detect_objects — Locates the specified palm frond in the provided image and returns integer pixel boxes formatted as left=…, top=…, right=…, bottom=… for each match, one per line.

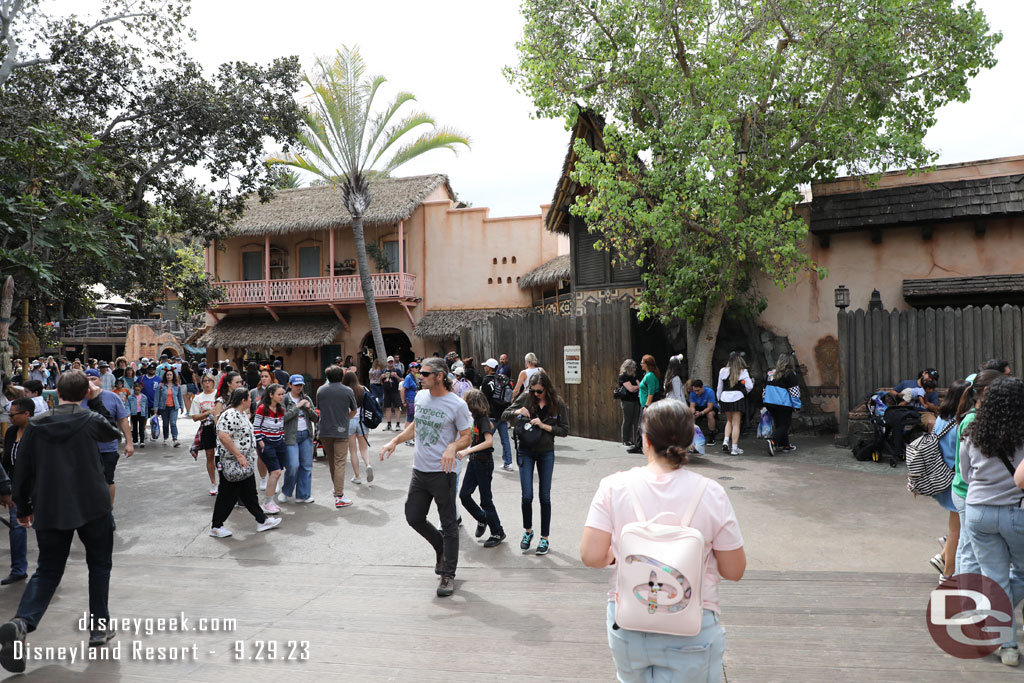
left=381, top=128, right=470, bottom=176
left=370, top=109, right=435, bottom=170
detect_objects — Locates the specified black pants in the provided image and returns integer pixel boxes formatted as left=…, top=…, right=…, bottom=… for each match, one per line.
left=620, top=400, right=640, bottom=445
left=405, top=469, right=459, bottom=577
left=459, top=458, right=503, bottom=536
left=130, top=414, right=147, bottom=444
left=766, top=405, right=794, bottom=448
left=16, top=513, right=113, bottom=632
left=211, top=474, right=266, bottom=529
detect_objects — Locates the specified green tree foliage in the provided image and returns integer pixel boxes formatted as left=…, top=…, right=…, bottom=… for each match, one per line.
left=509, top=0, right=1000, bottom=375
left=270, top=46, right=469, bottom=363
left=0, top=0, right=301, bottom=320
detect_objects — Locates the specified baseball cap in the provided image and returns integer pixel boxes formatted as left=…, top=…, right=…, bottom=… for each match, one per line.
left=409, top=361, right=420, bottom=369
left=85, top=369, right=101, bottom=378
left=387, top=356, right=395, bottom=362
left=289, top=374, right=305, bottom=385
left=453, top=366, right=465, bottom=376
left=484, top=358, right=498, bottom=369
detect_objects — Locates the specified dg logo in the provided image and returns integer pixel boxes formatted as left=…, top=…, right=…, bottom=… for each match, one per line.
left=625, top=554, right=693, bottom=615
left=927, top=573, right=1013, bottom=658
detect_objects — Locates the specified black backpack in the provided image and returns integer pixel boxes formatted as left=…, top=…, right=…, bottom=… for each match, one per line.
left=360, top=390, right=383, bottom=429
left=490, top=373, right=514, bottom=409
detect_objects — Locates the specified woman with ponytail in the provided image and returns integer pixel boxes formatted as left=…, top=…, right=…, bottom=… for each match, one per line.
left=581, top=399, right=745, bottom=681
left=717, top=352, right=753, bottom=456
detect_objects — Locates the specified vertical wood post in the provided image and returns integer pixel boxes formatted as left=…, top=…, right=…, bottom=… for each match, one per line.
left=264, top=234, right=270, bottom=304
left=329, top=228, right=336, bottom=300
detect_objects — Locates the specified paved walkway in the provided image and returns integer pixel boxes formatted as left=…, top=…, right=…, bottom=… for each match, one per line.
left=0, top=419, right=1015, bottom=681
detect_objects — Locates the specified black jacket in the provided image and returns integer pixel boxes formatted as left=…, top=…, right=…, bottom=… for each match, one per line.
left=14, top=403, right=118, bottom=530
left=501, top=391, right=569, bottom=452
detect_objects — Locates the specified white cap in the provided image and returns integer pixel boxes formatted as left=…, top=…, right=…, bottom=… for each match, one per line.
left=387, top=356, right=395, bottom=362
left=484, top=358, right=498, bottom=369
left=453, top=366, right=465, bottom=376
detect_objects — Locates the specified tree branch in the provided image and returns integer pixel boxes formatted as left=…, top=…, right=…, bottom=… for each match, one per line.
left=661, top=0, right=698, bottom=102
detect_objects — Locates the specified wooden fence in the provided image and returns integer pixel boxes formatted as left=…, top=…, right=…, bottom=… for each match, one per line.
left=838, top=304, right=1024, bottom=438
left=459, top=301, right=631, bottom=442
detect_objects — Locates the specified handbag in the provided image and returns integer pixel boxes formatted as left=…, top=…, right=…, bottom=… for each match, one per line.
left=613, top=384, right=630, bottom=400
left=219, top=448, right=254, bottom=482
left=514, top=415, right=547, bottom=450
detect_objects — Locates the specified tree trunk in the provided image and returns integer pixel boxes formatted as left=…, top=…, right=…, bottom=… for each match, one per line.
left=0, top=276, right=12, bottom=377
left=352, top=215, right=387, bottom=363
left=687, top=296, right=728, bottom=387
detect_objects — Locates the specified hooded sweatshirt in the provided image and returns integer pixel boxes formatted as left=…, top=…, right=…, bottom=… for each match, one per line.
left=14, top=402, right=118, bottom=530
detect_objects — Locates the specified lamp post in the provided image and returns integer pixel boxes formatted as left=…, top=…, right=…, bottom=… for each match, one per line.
left=834, top=285, right=850, bottom=311
left=869, top=289, right=883, bottom=312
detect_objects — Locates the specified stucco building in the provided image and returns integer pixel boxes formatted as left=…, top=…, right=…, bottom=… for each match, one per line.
left=199, top=174, right=567, bottom=380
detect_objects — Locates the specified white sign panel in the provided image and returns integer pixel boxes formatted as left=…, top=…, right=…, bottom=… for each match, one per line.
left=564, top=345, right=582, bottom=384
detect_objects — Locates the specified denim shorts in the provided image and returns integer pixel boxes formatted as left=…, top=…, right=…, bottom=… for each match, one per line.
left=605, top=601, right=726, bottom=683
left=258, top=439, right=286, bottom=472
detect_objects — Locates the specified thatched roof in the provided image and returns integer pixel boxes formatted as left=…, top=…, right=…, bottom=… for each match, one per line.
left=233, top=174, right=455, bottom=236
left=545, top=109, right=606, bottom=234
left=199, top=316, right=343, bottom=349
left=518, top=254, right=570, bottom=290
left=414, top=309, right=525, bottom=340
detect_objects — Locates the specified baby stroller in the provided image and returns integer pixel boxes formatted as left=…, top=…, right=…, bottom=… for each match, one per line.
left=851, top=392, right=922, bottom=467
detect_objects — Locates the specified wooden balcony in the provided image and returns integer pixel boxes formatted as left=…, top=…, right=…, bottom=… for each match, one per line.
left=215, top=273, right=416, bottom=307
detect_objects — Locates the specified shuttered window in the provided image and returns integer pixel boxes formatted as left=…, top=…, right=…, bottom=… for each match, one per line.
left=299, top=246, right=320, bottom=278
left=242, top=252, right=263, bottom=281
left=575, top=229, right=606, bottom=287
left=610, top=251, right=641, bottom=284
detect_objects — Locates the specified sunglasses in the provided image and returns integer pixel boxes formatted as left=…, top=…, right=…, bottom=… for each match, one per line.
left=419, top=370, right=435, bottom=377
left=530, top=388, right=545, bottom=395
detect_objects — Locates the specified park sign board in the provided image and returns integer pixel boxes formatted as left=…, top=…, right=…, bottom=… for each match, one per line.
left=564, top=345, right=581, bottom=384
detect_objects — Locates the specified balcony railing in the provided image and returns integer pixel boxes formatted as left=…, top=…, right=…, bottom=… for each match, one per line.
left=60, top=318, right=198, bottom=339
left=216, top=273, right=416, bottom=306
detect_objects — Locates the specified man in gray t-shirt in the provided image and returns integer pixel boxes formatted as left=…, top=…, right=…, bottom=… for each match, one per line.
left=380, top=357, right=471, bottom=598
left=316, top=365, right=358, bottom=508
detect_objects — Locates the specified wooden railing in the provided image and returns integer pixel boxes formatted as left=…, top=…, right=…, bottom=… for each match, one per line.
left=60, top=318, right=198, bottom=339
left=216, top=273, right=416, bottom=306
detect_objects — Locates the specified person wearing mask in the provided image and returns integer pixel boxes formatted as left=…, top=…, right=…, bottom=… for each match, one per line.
left=125, top=383, right=150, bottom=450
left=209, top=389, right=282, bottom=539
left=512, top=352, right=543, bottom=398
left=581, top=398, right=745, bottom=682
left=190, top=375, right=221, bottom=495
left=81, top=369, right=132, bottom=513
left=380, top=357, right=473, bottom=597
left=481, top=359, right=514, bottom=472
left=278, top=375, right=318, bottom=504
left=316, top=365, right=359, bottom=509
left=763, top=353, right=801, bottom=456
left=961, top=376, right=1024, bottom=667
left=1, top=399, right=33, bottom=585
left=252, top=384, right=286, bottom=514
left=155, top=369, right=184, bottom=448
left=616, top=359, right=641, bottom=452
left=502, top=371, right=569, bottom=556
left=0, top=370, right=120, bottom=672
left=717, top=352, right=754, bottom=456
left=457, top=389, right=505, bottom=548
left=343, top=371, right=374, bottom=486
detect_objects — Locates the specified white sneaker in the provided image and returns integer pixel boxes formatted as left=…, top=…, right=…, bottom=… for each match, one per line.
left=208, top=485, right=218, bottom=496
left=365, top=465, right=374, bottom=483
left=259, top=477, right=267, bottom=491
left=277, top=493, right=293, bottom=504
left=295, top=497, right=315, bottom=504
left=334, top=495, right=353, bottom=508
left=261, top=500, right=281, bottom=514
left=351, top=476, right=362, bottom=485
left=730, top=446, right=743, bottom=456
left=256, top=517, right=282, bottom=532
left=209, top=526, right=232, bottom=538
left=1001, top=645, right=1020, bottom=667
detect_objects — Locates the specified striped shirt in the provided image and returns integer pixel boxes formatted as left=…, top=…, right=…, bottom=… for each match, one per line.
left=253, top=404, right=285, bottom=443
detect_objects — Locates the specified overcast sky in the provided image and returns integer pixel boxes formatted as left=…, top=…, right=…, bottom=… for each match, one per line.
left=133, top=1, right=1024, bottom=216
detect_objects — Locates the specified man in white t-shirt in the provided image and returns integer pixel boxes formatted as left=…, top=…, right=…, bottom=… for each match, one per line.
left=380, top=357, right=472, bottom=598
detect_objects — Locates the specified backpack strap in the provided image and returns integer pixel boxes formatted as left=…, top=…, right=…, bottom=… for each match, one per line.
left=935, top=419, right=958, bottom=440
left=681, top=478, right=709, bottom=527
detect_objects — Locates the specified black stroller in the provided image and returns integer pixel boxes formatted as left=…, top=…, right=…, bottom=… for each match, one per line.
left=851, top=393, right=924, bottom=467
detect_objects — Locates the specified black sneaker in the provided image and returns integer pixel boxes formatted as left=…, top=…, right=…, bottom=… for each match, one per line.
left=483, top=532, right=506, bottom=548
left=475, top=522, right=487, bottom=539
left=536, top=538, right=550, bottom=555
left=0, top=617, right=27, bottom=673
left=0, top=574, right=26, bottom=586
left=626, top=445, right=643, bottom=454
left=520, top=530, right=534, bottom=550
left=436, top=575, right=455, bottom=597
left=434, top=551, right=443, bottom=576
left=89, top=630, right=116, bottom=647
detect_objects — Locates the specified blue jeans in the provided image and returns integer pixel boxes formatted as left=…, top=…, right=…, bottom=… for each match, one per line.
left=283, top=430, right=314, bottom=500
left=519, top=448, right=554, bottom=536
left=951, top=490, right=979, bottom=575
left=17, top=513, right=113, bottom=632
left=966, top=502, right=1024, bottom=647
left=606, top=601, right=726, bottom=682
left=159, top=406, right=179, bottom=440
left=494, top=419, right=512, bottom=466
left=8, top=504, right=26, bottom=576
left=459, top=457, right=503, bottom=536
left=369, top=384, right=384, bottom=404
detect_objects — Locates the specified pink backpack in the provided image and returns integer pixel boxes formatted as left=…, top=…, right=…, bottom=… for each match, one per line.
left=615, top=478, right=709, bottom=636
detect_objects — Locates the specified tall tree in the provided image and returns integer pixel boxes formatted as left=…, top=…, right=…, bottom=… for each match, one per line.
left=509, top=0, right=999, bottom=381
left=269, top=46, right=469, bottom=363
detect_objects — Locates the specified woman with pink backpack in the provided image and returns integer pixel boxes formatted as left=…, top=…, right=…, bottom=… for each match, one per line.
left=581, top=399, right=746, bottom=681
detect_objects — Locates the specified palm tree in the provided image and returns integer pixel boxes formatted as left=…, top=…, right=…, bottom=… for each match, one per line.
left=269, top=46, right=469, bottom=363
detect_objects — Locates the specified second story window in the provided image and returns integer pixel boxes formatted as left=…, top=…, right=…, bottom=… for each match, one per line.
left=299, top=245, right=321, bottom=278
left=242, top=251, right=263, bottom=281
